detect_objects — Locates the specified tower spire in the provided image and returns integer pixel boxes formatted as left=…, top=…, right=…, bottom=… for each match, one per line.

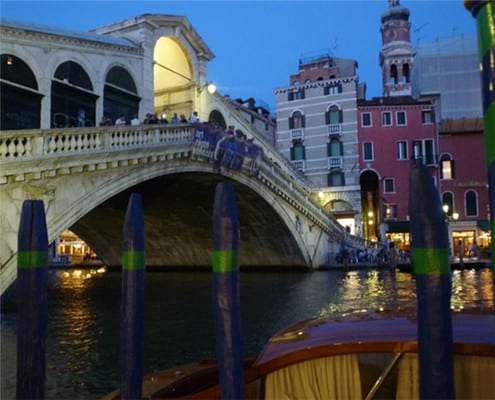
left=379, top=0, right=415, bottom=97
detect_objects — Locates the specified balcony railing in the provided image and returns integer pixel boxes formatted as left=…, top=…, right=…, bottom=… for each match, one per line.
left=328, top=156, right=343, bottom=169
left=290, top=128, right=304, bottom=141
left=327, top=124, right=342, bottom=135
left=291, top=159, right=306, bottom=172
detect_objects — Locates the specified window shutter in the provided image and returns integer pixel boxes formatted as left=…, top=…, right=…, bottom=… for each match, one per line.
left=301, top=89, right=305, bottom=99
left=325, top=111, right=330, bottom=124
left=288, top=92, right=293, bottom=101
left=302, top=145, right=306, bottom=159
left=339, top=110, right=343, bottom=123
left=451, top=160, right=456, bottom=179
left=327, top=142, right=331, bottom=156
left=301, top=115, right=305, bottom=128
left=340, top=141, right=344, bottom=156
left=324, top=86, right=329, bottom=95
left=290, top=146, right=295, bottom=160
left=289, top=116, right=293, bottom=129
left=338, top=84, right=343, bottom=93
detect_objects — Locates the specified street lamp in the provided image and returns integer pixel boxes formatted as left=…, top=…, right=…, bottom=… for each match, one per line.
left=197, top=82, right=217, bottom=95
left=443, top=204, right=459, bottom=260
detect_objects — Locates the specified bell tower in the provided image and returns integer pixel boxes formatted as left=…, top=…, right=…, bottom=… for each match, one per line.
left=379, top=0, right=415, bottom=97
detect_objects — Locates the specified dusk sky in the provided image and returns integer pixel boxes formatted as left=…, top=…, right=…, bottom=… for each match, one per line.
left=1, top=0, right=477, bottom=111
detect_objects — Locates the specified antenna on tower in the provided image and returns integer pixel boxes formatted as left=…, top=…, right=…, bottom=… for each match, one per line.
left=333, top=37, right=338, bottom=52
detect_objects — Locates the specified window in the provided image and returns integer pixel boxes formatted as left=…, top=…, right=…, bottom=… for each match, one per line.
left=363, top=142, right=373, bottom=161
left=328, top=171, right=345, bottom=187
left=382, top=112, right=392, bottom=126
left=361, top=112, right=372, bottom=127
left=288, top=89, right=305, bottom=101
left=384, top=204, right=398, bottom=219
left=290, top=140, right=305, bottom=160
left=402, top=64, right=410, bottom=83
left=326, top=105, right=342, bottom=124
left=327, top=138, right=343, bottom=157
left=397, top=141, right=408, bottom=160
left=440, top=154, right=455, bottom=179
left=390, top=64, right=398, bottom=84
left=413, top=139, right=436, bottom=165
left=384, top=178, right=395, bottom=193
left=396, top=111, right=407, bottom=126
left=465, top=190, right=478, bottom=216
left=422, top=110, right=434, bottom=124
left=289, top=111, right=305, bottom=129
left=442, top=192, right=454, bottom=216
left=324, top=84, right=342, bottom=95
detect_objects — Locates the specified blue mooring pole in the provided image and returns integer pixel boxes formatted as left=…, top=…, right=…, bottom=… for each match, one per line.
left=120, top=193, right=145, bottom=400
left=212, top=182, right=244, bottom=400
left=16, top=200, right=48, bottom=400
left=409, top=161, right=454, bottom=399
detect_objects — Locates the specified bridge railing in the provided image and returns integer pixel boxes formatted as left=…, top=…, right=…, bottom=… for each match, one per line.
left=1, top=122, right=366, bottom=249
left=0, top=124, right=194, bottom=161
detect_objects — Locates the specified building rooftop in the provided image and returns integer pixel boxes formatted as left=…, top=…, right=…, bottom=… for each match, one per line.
left=439, top=117, right=484, bottom=134
left=0, top=17, right=139, bottom=48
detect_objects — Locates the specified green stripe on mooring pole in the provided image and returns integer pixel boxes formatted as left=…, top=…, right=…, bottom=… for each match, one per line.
left=409, top=161, right=454, bottom=399
left=465, top=0, right=495, bottom=278
left=120, top=193, right=145, bottom=400
left=212, top=182, right=244, bottom=400
left=16, top=200, right=48, bottom=400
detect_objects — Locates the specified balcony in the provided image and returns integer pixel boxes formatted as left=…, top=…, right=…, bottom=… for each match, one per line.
left=327, top=124, right=342, bottom=135
left=328, top=156, right=343, bottom=170
left=290, top=128, right=305, bottom=140
left=292, top=160, right=306, bottom=172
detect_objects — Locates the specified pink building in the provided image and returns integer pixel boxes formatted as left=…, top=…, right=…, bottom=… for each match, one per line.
left=357, top=96, right=437, bottom=248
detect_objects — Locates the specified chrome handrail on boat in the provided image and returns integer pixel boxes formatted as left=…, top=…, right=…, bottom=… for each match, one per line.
left=364, top=352, right=404, bottom=400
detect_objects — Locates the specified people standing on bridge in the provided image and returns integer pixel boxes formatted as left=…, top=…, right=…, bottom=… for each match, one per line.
left=130, top=114, right=140, bottom=126
left=179, top=114, right=188, bottom=123
left=189, top=111, right=199, bottom=123
left=99, top=115, right=112, bottom=126
left=115, top=114, right=126, bottom=125
left=171, top=113, right=179, bottom=124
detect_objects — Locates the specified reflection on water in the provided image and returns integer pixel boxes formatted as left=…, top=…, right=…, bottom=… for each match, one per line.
left=1, top=267, right=493, bottom=399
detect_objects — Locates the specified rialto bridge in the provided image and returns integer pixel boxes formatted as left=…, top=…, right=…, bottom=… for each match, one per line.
left=0, top=92, right=369, bottom=295
left=0, top=14, right=366, bottom=295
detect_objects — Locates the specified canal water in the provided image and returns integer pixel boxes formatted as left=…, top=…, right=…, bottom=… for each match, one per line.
left=1, top=267, right=493, bottom=399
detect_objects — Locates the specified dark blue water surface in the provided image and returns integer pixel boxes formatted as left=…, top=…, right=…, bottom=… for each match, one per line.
left=1, top=267, right=493, bottom=399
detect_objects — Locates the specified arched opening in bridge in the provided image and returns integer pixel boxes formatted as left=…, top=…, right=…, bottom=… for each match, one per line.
left=360, top=170, right=380, bottom=242
left=324, top=199, right=356, bottom=235
left=0, top=54, right=41, bottom=130
left=153, top=36, right=195, bottom=121
left=208, top=109, right=226, bottom=128
left=51, top=61, right=98, bottom=128
left=103, top=66, right=140, bottom=126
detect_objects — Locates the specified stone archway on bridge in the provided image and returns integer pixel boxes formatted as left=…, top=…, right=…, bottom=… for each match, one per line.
left=153, top=36, right=195, bottom=121
left=324, top=199, right=356, bottom=235
left=208, top=109, right=226, bottom=128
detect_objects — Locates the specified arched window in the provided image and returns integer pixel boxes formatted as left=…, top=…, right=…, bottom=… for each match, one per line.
left=326, top=105, right=342, bottom=124
left=465, top=190, right=478, bottom=216
left=442, top=192, right=454, bottom=216
left=289, top=111, right=305, bottom=129
left=52, top=61, right=97, bottom=127
left=290, top=140, right=305, bottom=161
left=440, top=154, right=455, bottom=179
left=390, top=64, right=398, bottom=84
left=402, top=63, right=410, bottom=83
left=1, top=54, right=41, bottom=130
left=103, top=66, right=140, bottom=126
left=327, top=137, right=343, bottom=157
